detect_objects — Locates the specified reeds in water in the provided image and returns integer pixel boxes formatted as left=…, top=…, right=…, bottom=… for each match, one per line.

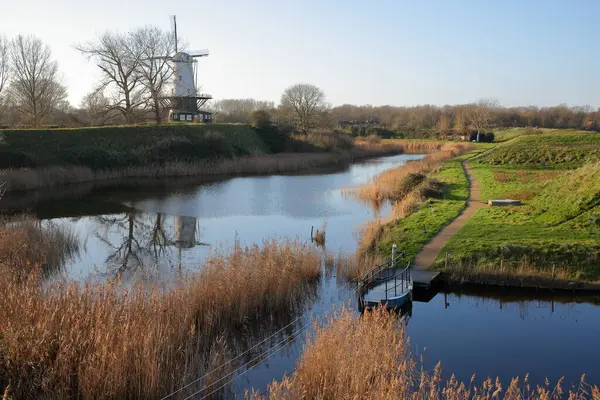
left=345, top=142, right=471, bottom=207
left=0, top=217, right=80, bottom=278
left=262, top=307, right=600, bottom=399
left=0, top=237, right=321, bottom=399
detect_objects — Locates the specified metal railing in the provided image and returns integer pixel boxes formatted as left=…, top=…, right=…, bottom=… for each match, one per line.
left=359, top=253, right=412, bottom=299
left=382, top=262, right=411, bottom=300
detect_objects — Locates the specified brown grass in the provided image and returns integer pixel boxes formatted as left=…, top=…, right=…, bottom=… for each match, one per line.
left=442, top=257, right=600, bottom=290
left=345, top=142, right=471, bottom=208
left=0, top=238, right=321, bottom=399
left=493, top=170, right=560, bottom=184
left=262, top=307, right=600, bottom=399
left=334, top=251, right=386, bottom=282
left=0, top=146, right=410, bottom=193
left=0, top=218, right=80, bottom=278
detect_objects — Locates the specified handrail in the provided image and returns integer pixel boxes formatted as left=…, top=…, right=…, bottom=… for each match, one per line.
left=359, top=254, right=412, bottom=298
left=383, top=262, right=412, bottom=300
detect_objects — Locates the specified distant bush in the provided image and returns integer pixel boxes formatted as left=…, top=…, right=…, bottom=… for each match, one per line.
left=251, top=110, right=289, bottom=153
left=366, top=127, right=395, bottom=139
left=59, top=147, right=120, bottom=169
left=365, top=134, right=381, bottom=144
left=306, top=132, right=354, bottom=151
left=470, top=131, right=494, bottom=142
left=139, top=134, right=234, bottom=165
left=0, top=150, right=37, bottom=168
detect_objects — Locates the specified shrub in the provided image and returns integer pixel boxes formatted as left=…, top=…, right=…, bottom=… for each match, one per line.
left=251, top=112, right=289, bottom=153
left=139, top=134, right=234, bottom=164
left=59, top=146, right=118, bottom=170
left=0, top=150, right=37, bottom=168
left=365, top=134, right=381, bottom=144
left=305, top=132, right=354, bottom=151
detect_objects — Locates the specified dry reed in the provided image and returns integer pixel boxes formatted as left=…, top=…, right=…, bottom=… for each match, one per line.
left=0, top=145, right=410, bottom=194
left=262, top=307, right=600, bottom=400
left=345, top=142, right=471, bottom=207
left=0, top=218, right=80, bottom=277
left=0, top=238, right=321, bottom=399
left=442, top=256, right=600, bottom=290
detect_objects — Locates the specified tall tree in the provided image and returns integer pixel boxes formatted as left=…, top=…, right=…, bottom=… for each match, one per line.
left=80, top=89, right=114, bottom=126
left=280, top=83, right=330, bottom=135
left=78, top=32, right=145, bottom=124
left=469, top=98, right=499, bottom=142
left=8, top=35, right=67, bottom=127
left=0, top=34, right=10, bottom=123
left=133, top=26, right=176, bottom=123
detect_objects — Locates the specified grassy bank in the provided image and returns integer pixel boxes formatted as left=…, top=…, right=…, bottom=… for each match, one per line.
left=0, top=135, right=446, bottom=194
left=434, top=133, right=600, bottom=287
left=352, top=143, right=479, bottom=264
left=0, top=231, right=321, bottom=399
left=262, top=307, right=599, bottom=399
left=477, top=132, right=600, bottom=168
left=0, top=124, right=268, bottom=169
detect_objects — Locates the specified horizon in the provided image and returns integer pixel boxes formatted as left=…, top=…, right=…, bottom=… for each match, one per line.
left=1, top=0, right=599, bottom=109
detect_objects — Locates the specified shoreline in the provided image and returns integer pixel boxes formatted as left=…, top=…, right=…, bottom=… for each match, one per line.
left=0, top=147, right=409, bottom=198
left=438, top=271, right=600, bottom=293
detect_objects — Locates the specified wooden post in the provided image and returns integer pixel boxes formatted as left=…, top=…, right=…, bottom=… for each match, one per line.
left=552, top=264, right=555, bottom=280
left=310, top=226, right=314, bottom=242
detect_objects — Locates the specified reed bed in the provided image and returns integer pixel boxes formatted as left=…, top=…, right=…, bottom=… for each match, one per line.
left=0, top=217, right=80, bottom=278
left=345, top=143, right=471, bottom=207
left=1, top=149, right=394, bottom=193
left=0, top=140, right=469, bottom=194
left=262, top=307, right=599, bottom=400
left=0, top=238, right=321, bottom=399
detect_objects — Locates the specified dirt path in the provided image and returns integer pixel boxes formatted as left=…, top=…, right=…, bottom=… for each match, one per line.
left=414, top=162, right=484, bottom=269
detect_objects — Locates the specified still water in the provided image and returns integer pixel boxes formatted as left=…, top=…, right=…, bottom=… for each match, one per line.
left=3, top=153, right=600, bottom=396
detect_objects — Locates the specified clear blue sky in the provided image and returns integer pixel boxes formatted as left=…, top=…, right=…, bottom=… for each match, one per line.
left=1, top=0, right=598, bottom=108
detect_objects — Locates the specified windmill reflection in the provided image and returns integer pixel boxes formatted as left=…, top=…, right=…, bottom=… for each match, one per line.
left=94, top=212, right=208, bottom=278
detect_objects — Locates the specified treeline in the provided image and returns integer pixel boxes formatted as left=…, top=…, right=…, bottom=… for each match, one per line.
left=214, top=99, right=600, bottom=134
left=330, top=103, right=600, bottom=132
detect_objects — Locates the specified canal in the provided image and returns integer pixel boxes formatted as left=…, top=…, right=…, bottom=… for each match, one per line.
left=2, top=153, right=599, bottom=397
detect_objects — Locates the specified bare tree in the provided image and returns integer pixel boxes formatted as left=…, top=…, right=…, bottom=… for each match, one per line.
left=280, top=83, right=330, bottom=135
left=470, top=98, right=499, bottom=142
left=7, top=35, right=67, bottom=127
left=78, top=32, right=145, bottom=124
left=133, top=26, right=176, bottom=123
left=0, top=34, right=9, bottom=124
left=80, top=89, right=114, bottom=125
left=212, top=98, right=275, bottom=123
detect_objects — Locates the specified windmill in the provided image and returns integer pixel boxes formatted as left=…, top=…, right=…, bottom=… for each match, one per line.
left=161, top=15, right=213, bottom=123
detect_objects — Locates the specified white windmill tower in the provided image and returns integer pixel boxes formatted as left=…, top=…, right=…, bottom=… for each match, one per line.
left=162, top=15, right=213, bottom=123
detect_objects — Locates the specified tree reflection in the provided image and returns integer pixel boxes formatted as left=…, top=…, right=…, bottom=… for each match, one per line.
left=94, top=212, right=208, bottom=278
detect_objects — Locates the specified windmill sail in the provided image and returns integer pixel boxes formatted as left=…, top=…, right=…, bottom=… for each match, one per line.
left=170, top=15, right=178, bottom=53
left=188, top=49, right=209, bottom=57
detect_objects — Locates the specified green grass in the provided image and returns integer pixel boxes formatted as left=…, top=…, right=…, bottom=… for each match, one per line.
left=476, top=132, right=600, bottom=167
left=0, top=124, right=268, bottom=169
left=375, top=157, right=470, bottom=261
left=435, top=136, right=600, bottom=282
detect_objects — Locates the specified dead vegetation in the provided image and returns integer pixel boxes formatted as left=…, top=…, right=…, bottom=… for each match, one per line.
left=261, top=307, right=600, bottom=400
left=0, top=237, right=321, bottom=399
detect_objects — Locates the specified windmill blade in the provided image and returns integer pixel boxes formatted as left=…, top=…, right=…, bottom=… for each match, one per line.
left=170, top=15, right=178, bottom=53
left=142, top=56, right=171, bottom=61
left=188, top=49, right=209, bottom=57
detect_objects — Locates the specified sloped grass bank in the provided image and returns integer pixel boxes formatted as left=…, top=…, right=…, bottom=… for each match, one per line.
left=436, top=159, right=600, bottom=287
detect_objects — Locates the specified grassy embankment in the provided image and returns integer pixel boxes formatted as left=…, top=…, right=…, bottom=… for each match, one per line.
left=345, top=142, right=481, bottom=278
left=0, top=124, right=432, bottom=193
left=0, top=218, right=323, bottom=399
left=261, top=307, right=599, bottom=399
left=432, top=133, right=600, bottom=288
